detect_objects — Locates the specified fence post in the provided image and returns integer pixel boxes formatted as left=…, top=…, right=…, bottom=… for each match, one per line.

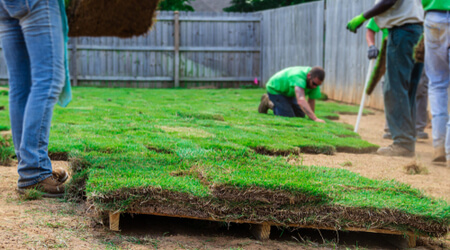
left=259, top=14, right=264, bottom=87
left=174, top=11, right=180, bottom=88
left=71, top=37, right=78, bottom=86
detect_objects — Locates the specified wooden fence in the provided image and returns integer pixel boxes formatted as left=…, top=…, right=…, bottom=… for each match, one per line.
left=67, top=11, right=261, bottom=88
left=323, top=0, right=384, bottom=109
left=260, top=2, right=325, bottom=84
left=0, top=2, right=387, bottom=109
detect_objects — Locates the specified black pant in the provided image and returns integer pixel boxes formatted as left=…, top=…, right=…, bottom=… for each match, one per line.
left=268, top=93, right=305, bottom=118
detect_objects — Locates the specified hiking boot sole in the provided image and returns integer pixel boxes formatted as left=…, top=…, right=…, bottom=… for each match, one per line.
left=432, top=147, right=446, bottom=162
left=258, top=94, right=270, bottom=114
left=376, top=145, right=415, bottom=157
left=17, top=188, right=64, bottom=198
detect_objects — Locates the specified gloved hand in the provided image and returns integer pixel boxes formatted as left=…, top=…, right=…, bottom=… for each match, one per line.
left=347, top=13, right=367, bottom=33
left=368, top=45, right=379, bottom=59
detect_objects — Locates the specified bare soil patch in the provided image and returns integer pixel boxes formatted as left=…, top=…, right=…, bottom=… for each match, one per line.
left=297, top=111, right=450, bottom=204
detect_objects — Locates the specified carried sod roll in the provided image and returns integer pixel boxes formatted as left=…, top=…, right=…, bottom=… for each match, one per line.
left=413, top=34, right=425, bottom=63
left=365, top=37, right=387, bottom=96
left=66, top=0, right=161, bottom=38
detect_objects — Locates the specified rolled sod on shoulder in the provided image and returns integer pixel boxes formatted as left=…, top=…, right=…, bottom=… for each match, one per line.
left=66, top=0, right=161, bottom=38
left=366, top=37, right=387, bottom=96
left=414, top=34, right=425, bottom=63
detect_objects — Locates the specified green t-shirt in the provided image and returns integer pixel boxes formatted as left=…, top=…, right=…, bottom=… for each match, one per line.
left=366, top=18, right=381, bottom=32
left=422, top=0, right=450, bottom=11
left=366, top=18, right=389, bottom=40
left=266, top=66, right=321, bottom=99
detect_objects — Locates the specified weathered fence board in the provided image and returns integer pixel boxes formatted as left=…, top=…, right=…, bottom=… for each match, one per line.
left=0, top=11, right=262, bottom=88
left=178, top=11, right=261, bottom=88
left=324, top=0, right=384, bottom=109
left=260, top=2, right=325, bottom=84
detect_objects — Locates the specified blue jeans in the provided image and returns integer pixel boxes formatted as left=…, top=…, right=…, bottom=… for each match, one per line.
left=268, top=93, right=305, bottom=118
left=0, top=0, right=65, bottom=187
left=384, top=23, right=424, bottom=152
left=382, top=71, right=428, bottom=133
left=425, top=11, right=450, bottom=159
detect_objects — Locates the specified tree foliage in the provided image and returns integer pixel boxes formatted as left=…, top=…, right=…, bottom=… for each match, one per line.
left=158, top=0, right=195, bottom=12
left=224, top=0, right=318, bottom=12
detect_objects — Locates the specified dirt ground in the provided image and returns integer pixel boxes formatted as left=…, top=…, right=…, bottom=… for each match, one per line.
left=0, top=110, right=449, bottom=249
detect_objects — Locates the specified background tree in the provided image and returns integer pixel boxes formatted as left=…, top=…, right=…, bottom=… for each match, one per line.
left=224, top=0, right=318, bottom=12
left=158, top=0, right=195, bottom=11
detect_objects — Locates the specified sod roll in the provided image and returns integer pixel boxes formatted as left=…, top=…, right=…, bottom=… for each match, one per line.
left=67, top=0, right=160, bottom=38
left=366, top=37, right=387, bottom=96
left=414, top=35, right=425, bottom=63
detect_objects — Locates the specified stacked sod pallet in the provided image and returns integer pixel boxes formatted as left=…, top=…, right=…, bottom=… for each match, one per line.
left=65, top=0, right=160, bottom=37
left=0, top=88, right=448, bottom=237
left=76, top=150, right=449, bottom=237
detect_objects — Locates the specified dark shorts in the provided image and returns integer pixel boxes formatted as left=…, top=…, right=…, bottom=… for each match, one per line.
left=268, top=93, right=305, bottom=118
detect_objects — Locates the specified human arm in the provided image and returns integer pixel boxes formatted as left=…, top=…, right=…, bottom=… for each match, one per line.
left=308, top=98, right=315, bottom=113
left=363, top=0, right=398, bottom=20
left=366, top=29, right=379, bottom=59
left=347, top=0, right=398, bottom=33
left=366, top=29, right=376, bottom=46
left=295, top=86, right=325, bottom=123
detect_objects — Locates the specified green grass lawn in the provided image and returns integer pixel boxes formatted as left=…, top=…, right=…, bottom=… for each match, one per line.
left=0, top=87, right=448, bottom=237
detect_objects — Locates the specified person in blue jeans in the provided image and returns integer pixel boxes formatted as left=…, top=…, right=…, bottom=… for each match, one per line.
left=422, top=1, right=450, bottom=166
left=0, top=0, right=71, bottom=197
left=365, top=18, right=430, bottom=141
left=347, top=0, right=424, bottom=157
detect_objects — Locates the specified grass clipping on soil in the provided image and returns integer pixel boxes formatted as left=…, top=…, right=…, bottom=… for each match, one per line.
left=67, top=0, right=160, bottom=37
left=0, top=88, right=448, bottom=237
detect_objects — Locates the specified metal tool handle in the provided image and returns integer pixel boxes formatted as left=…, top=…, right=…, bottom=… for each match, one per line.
left=354, top=59, right=375, bottom=133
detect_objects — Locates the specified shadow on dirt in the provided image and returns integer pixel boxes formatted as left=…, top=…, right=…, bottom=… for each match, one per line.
left=116, top=214, right=418, bottom=249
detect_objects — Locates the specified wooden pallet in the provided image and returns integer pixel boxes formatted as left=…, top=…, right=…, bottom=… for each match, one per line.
left=108, top=211, right=418, bottom=248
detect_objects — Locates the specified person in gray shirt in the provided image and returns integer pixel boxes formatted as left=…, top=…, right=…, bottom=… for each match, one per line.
left=347, top=0, right=424, bottom=157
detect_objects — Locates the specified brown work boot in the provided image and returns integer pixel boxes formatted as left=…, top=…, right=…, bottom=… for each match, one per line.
left=258, top=94, right=274, bottom=114
left=52, top=168, right=69, bottom=183
left=377, top=144, right=415, bottom=157
left=17, top=176, right=66, bottom=198
left=432, top=147, right=446, bottom=162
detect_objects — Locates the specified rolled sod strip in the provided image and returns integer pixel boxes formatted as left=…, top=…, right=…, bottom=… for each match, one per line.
left=66, top=0, right=160, bottom=37
left=366, top=37, right=387, bottom=96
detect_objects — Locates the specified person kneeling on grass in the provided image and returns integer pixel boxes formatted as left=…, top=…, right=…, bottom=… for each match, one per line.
left=258, top=66, right=326, bottom=123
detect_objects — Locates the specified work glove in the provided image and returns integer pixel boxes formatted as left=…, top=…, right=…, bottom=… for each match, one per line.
left=347, top=13, right=367, bottom=33
left=368, top=45, right=379, bottom=59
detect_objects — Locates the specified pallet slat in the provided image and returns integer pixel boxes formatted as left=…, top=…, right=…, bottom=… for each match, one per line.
left=123, top=210, right=417, bottom=247
left=109, top=212, right=120, bottom=231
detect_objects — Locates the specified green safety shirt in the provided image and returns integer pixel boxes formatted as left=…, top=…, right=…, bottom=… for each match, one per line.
left=422, top=0, right=450, bottom=11
left=366, top=18, right=389, bottom=40
left=266, top=67, right=321, bottom=99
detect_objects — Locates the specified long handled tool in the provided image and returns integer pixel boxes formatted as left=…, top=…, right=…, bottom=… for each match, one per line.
left=354, top=59, right=375, bottom=133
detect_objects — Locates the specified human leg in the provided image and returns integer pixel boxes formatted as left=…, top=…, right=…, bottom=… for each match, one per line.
left=268, top=93, right=296, bottom=117
left=424, top=12, right=450, bottom=162
left=0, top=6, right=32, bottom=163
left=381, top=79, right=392, bottom=139
left=380, top=24, right=423, bottom=155
left=290, top=98, right=306, bottom=118
left=0, top=0, right=65, bottom=187
left=415, top=72, right=429, bottom=139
